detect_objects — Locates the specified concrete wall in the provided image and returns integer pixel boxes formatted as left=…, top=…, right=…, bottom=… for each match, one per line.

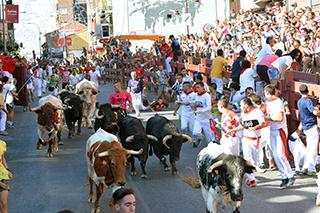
left=112, top=0, right=229, bottom=37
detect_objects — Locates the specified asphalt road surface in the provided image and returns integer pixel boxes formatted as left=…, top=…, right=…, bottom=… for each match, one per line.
left=4, top=83, right=319, bottom=213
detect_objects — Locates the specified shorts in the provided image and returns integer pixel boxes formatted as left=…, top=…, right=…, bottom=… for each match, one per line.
left=267, top=67, right=280, bottom=81
left=0, top=180, right=8, bottom=192
left=6, top=103, right=14, bottom=112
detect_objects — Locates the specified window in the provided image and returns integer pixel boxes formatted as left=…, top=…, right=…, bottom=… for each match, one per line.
left=59, top=7, right=68, bottom=15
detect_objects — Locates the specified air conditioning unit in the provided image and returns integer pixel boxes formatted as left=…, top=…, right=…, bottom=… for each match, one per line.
left=101, top=24, right=110, bottom=38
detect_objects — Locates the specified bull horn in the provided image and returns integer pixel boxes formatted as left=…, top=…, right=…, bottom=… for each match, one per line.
left=95, top=109, right=104, bottom=119
left=125, top=135, right=135, bottom=143
left=98, top=151, right=109, bottom=157
left=181, top=134, right=193, bottom=142
left=162, top=135, right=173, bottom=149
left=30, top=106, right=41, bottom=112
left=207, top=160, right=224, bottom=173
left=147, top=135, right=158, bottom=141
left=127, top=148, right=143, bottom=155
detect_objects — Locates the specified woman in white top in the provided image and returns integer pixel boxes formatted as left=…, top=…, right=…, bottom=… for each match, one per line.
left=267, top=48, right=302, bottom=84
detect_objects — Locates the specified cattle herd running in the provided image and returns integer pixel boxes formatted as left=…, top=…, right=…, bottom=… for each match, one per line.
left=30, top=79, right=319, bottom=213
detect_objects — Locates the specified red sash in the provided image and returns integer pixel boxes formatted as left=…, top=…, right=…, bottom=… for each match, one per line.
left=279, top=128, right=289, bottom=159
left=209, top=118, right=221, bottom=140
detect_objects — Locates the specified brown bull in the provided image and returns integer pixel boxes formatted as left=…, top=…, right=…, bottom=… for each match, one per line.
left=86, top=128, right=142, bottom=213
left=31, top=103, right=63, bottom=158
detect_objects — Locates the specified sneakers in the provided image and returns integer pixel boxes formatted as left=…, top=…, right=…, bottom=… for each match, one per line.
left=307, top=171, right=317, bottom=177
left=280, top=179, right=289, bottom=189
left=287, top=177, right=295, bottom=186
left=246, top=180, right=257, bottom=187
left=302, top=168, right=317, bottom=176
left=0, top=131, right=8, bottom=136
left=192, top=139, right=201, bottom=148
left=280, top=177, right=295, bottom=189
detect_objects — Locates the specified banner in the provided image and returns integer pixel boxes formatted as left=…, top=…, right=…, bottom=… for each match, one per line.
left=5, top=5, right=19, bottom=23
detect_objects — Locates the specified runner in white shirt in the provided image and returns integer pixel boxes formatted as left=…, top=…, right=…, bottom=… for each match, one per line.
left=254, top=37, right=275, bottom=68
left=69, top=70, right=79, bottom=86
left=227, top=98, right=265, bottom=187
left=89, top=67, right=101, bottom=89
left=231, top=60, right=256, bottom=105
left=264, top=84, right=294, bottom=189
left=192, top=82, right=213, bottom=146
left=173, top=82, right=196, bottom=142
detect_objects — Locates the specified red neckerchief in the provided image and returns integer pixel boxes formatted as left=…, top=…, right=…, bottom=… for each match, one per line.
left=245, top=106, right=256, bottom=114
left=197, top=91, right=206, bottom=96
left=267, top=96, right=278, bottom=102
left=185, top=89, right=194, bottom=95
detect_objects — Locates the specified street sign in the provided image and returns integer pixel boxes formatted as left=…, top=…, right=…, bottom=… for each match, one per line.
left=5, top=4, right=19, bottom=23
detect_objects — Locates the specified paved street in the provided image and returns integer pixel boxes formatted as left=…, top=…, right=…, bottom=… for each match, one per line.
left=3, top=83, right=319, bottom=213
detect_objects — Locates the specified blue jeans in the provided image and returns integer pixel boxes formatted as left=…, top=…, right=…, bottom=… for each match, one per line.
left=267, top=67, right=280, bottom=81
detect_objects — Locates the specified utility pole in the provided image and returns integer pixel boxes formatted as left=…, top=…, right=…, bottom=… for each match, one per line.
left=186, top=0, right=189, bottom=35
left=1, top=0, right=6, bottom=53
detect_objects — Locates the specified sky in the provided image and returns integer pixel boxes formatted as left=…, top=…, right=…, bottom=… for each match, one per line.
left=14, top=0, right=57, bottom=58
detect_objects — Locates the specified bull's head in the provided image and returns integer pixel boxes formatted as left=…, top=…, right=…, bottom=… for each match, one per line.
left=162, top=134, right=192, bottom=161
left=31, top=104, right=61, bottom=130
left=95, top=141, right=142, bottom=187
left=207, top=155, right=255, bottom=202
left=95, top=104, right=126, bottom=134
left=125, top=134, right=158, bottom=160
left=78, top=88, right=98, bottom=104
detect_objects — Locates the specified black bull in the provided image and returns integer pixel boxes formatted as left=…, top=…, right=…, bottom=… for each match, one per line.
left=59, top=91, right=83, bottom=138
left=94, top=103, right=126, bottom=134
left=119, top=116, right=158, bottom=178
left=146, top=115, right=192, bottom=174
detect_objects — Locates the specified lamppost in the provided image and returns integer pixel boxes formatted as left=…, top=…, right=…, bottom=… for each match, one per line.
left=1, top=0, right=6, bottom=52
left=26, top=22, right=41, bottom=56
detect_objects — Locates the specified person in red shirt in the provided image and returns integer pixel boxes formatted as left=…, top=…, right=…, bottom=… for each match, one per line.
left=132, top=62, right=145, bottom=80
left=160, top=39, right=174, bottom=76
left=108, top=82, right=132, bottom=112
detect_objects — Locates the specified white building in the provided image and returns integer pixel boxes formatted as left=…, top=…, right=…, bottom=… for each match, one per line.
left=112, top=0, right=230, bottom=37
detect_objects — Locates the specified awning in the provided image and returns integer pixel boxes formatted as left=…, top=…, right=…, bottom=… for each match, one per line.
left=99, top=34, right=165, bottom=45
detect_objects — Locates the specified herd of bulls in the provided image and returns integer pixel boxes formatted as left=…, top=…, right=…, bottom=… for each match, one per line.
left=30, top=80, right=260, bottom=213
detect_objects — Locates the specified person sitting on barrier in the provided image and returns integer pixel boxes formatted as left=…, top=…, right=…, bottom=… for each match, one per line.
left=267, top=48, right=302, bottom=85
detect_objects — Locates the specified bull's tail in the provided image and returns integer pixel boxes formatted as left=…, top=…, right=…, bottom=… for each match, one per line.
left=178, top=167, right=201, bottom=189
left=148, top=145, right=153, bottom=156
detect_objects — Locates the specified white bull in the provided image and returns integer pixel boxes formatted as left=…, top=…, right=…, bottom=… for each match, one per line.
left=76, top=79, right=98, bottom=129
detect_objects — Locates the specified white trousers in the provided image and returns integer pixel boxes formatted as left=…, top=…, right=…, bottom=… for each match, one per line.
left=288, top=135, right=306, bottom=172
left=220, top=135, right=240, bottom=156
left=303, top=125, right=319, bottom=172
left=35, top=78, right=42, bottom=97
left=180, top=114, right=195, bottom=134
left=270, top=128, right=293, bottom=179
left=42, top=79, right=47, bottom=93
left=242, top=137, right=260, bottom=181
left=0, top=110, right=7, bottom=131
left=193, top=119, right=214, bottom=144
left=211, top=78, right=223, bottom=94
left=165, top=57, right=172, bottom=74
left=130, top=92, right=142, bottom=115
left=259, top=126, right=272, bottom=165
